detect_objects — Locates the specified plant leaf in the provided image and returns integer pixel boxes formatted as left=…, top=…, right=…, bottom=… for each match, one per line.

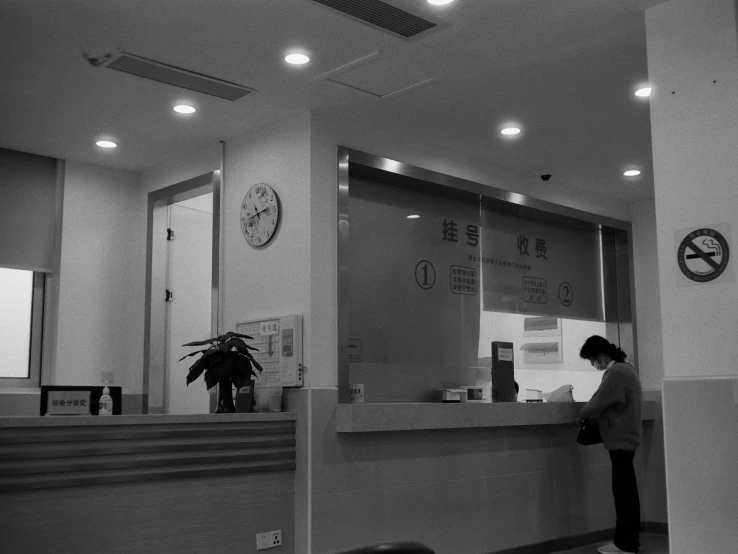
left=178, top=348, right=212, bottom=362
left=182, top=337, right=219, bottom=347
left=249, top=357, right=264, bottom=374
left=225, top=337, right=259, bottom=354
left=204, top=369, right=217, bottom=390
left=218, top=331, right=254, bottom=342
left=186, top=356, right=209, bottom=385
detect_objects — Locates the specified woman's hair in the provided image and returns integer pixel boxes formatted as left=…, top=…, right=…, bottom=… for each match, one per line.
left=579, top=335, right=627, bottom=362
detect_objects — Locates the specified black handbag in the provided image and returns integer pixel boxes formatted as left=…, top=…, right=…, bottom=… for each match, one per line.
left=576, top=419, right=602, bottom=446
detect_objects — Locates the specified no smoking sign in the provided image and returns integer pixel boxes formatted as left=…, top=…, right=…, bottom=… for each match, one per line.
left=675, top=224, right=733, bottom=286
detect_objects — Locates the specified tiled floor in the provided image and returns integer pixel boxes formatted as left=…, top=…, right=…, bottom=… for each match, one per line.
left=553, top=533, right=669, bottom=554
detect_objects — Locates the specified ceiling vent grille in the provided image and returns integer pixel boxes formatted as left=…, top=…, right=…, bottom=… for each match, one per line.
left=89, top=51, right=255, bottom=101
left=311, top=0, right=438, bottom=39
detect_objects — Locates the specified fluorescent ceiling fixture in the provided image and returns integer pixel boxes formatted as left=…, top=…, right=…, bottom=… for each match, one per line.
left=173, top=104, right=196, bottom=114
left=285, top=53, right=310, bottom=65
left=623, top=169, right=641, bottom=177
left=634, top=87, right=652, bottom=98
left=407, top=214, right=420, bottom=219
left=500, top=127, right=521, bottom=136
left=428, top=0, right=454, bottom=4
left=95, top=140, right=117, bottom=148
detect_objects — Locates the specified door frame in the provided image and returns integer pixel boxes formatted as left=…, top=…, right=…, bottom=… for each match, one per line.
left=143, top=171, right=222, bottom=414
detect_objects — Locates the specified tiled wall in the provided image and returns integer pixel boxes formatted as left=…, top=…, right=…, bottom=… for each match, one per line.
left=663, top=377, right=738, bottom=553
left=288, top=389, right=665, bottom=554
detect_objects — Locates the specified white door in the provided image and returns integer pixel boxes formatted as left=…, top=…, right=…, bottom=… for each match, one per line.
left=166, top=195, right=213, bottom=414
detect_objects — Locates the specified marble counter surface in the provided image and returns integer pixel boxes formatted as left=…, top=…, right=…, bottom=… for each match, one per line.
left=336, top=400, right=658, bottom=432
left=0, top=412, right=295, bottom=428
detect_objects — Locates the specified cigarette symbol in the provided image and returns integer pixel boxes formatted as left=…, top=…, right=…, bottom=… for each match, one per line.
left=686, top=238, right=721, bottom=259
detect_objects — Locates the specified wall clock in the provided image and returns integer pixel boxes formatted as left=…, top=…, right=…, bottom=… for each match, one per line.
left=240, top=183, right=281, bottom=247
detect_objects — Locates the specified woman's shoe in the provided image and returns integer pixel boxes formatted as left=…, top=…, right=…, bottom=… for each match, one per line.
left=597, top=542, right=636, bottom=554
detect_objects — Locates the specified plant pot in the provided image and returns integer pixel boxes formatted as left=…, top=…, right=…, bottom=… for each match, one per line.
left=215, top=379, right=236, bottom=413
left=235, top=380, right=255, bottom=413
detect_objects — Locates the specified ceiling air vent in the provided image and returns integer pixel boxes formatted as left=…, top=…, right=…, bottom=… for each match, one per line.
left=88, top=51, right=255, bottom=101
left=311, top=0, right=438, bottom=39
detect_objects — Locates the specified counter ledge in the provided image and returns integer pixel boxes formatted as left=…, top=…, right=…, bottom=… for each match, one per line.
left=336, top=401, right=658, bottom=433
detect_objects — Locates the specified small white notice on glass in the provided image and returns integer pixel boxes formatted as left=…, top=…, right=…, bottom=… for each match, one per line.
left=348, top=339, right=362, bottom=362
left=47, top=391, right=91, bottom=415
left=498, top=348, right=513, bottom=362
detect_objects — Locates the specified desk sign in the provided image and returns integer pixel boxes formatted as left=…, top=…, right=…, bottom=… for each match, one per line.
left=47, top=390, right=91, bottom=415
left=41, top=385, right=122, bottom=416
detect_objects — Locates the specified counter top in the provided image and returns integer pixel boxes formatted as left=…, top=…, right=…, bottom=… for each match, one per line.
left=336, top=400, right=659, bottom=433
left=0, top=412, right=295, bottom=428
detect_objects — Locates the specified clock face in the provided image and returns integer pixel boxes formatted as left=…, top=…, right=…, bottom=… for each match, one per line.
left=240, top=183, right=280, bottom=247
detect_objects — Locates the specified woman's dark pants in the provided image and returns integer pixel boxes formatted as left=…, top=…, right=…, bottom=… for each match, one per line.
left=608, top=449, right=641, bottom=552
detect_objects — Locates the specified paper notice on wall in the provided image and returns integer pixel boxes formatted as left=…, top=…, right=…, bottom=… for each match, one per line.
left=237, top=320, right=281, bottom=385
left=236, top=316, right=303, bottom=387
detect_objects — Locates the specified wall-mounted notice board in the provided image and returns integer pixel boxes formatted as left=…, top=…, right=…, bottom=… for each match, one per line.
left=236, top=315, right=303, bottom=387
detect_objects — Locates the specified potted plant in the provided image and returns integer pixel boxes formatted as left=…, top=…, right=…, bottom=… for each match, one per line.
left=180, top=331, right=263, bottom=413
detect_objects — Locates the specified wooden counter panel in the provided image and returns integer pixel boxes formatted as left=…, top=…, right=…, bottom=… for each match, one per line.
left=0, top=416, right=296, bottom=492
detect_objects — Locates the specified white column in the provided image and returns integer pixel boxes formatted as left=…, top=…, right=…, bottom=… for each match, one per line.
left=646, top=1, right=738, bottom=552
left=647, top=0, right=738, bottom=378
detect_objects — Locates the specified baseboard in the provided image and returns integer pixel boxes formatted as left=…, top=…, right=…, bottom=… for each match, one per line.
left=642, top=521, right=669, bottom=534
left=488, top=523, right=668, bottom=554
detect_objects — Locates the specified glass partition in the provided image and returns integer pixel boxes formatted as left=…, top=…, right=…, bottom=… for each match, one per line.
left=339, top=149, right=634, bottom=404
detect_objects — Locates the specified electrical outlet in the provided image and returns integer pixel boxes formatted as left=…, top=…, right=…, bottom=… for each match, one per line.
left=256, top=532, right=270, bottom=550
left=270, top=530, right=282, bottom=547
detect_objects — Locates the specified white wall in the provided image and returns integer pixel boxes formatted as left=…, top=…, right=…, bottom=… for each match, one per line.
left=630, top=199, right=664, bottom=391
left=141, top=143, right=221, bottom=196
left=56, top=162, right=144, bottom=392
left=221, top=114, right=312, bottom=365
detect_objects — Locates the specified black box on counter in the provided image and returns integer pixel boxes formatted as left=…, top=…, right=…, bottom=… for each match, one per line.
left=491, top=341, right=516, bottom=402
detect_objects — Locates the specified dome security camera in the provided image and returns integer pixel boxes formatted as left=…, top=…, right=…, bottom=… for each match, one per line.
left=540, top=174, right=552, bottom=181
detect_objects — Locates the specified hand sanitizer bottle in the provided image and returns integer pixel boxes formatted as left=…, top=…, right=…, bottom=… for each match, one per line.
left=99, top=386, right=113, bottom=416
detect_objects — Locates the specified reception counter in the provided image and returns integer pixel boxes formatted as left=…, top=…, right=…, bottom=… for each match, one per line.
left=336, top=400, right=659, bottom=432
left=0, top=413, right=297, bottom=553
left=0, top=412, right=296, bottom=492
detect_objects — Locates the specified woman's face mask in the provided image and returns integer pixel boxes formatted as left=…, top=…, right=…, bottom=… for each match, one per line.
left=590, top=357, right=605, bottom=371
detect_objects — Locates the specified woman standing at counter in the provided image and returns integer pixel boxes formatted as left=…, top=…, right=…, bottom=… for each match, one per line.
left=576, top=335, right=642, bottom=554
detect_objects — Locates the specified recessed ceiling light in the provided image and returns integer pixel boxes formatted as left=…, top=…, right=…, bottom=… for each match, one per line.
left=634, top=87, right=652, bottom=98
left=95, top=140, right=117, bottom=149
left=407, top=214, right=420, bottom=219
left=285, top=53, right=310, bottom=65
left=500, top=127, right=521, bottom=136
left=173, top=104, right=196, bottom=114
left=428, top=0, right=454, bottom=5
left=623, top=169, right=641, bottom=177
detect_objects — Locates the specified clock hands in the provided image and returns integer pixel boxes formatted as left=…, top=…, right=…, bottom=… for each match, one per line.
left=247, top=206, right=270, bottom=223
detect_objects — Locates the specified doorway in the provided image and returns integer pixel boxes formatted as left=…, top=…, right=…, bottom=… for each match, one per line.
left=143, top=172, right=221, bottom=414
